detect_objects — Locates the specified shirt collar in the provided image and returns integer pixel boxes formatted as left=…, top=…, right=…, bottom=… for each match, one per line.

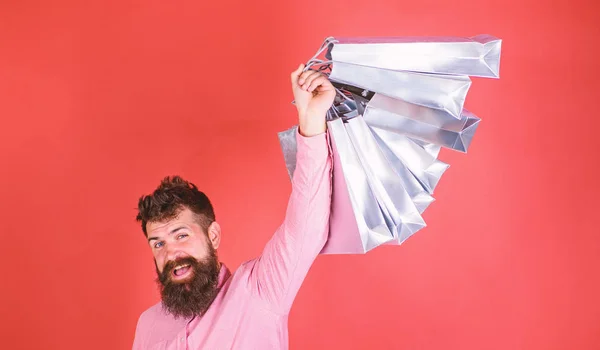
left=216, top=262, right=231, bottom=290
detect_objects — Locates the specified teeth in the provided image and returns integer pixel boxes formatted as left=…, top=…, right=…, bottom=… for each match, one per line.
left=174, top=264, right=190, bottom=271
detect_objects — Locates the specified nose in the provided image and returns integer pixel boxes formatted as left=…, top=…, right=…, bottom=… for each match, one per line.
left=165, top=244, right=185, bottom=262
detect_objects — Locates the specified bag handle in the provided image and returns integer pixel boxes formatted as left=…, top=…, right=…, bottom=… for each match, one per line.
left=304, top=36, right=337, bottom=72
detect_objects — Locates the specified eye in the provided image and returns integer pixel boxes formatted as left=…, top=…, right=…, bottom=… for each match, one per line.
left=176, top=233, right=189, bottom=240
left=154, top=241, right=164, bottom=249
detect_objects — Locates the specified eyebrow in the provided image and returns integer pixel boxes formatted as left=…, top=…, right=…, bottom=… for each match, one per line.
left=147, top=226, right=188, bottom=243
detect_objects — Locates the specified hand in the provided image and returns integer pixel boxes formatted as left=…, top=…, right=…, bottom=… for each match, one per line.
left=290, top=64, right=336, bottom=137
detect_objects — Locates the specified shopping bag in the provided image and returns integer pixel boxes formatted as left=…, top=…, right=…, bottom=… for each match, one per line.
left=325, top=34, right=502, bottom=78
left=361, top=92, right=481, bottom=153
left=322, top=118, right=396, bottom=254
left=340, top=89, right=451, bottom=193
left=277, top=126, right=298, bottom=180
left=329, top=61, right=471, bottom=119
left=370, top=129, right=437, bottom=212
left=370, top=126, right=449, bottom=195
left=278, top=34, right=502, bottom=254
left=344, top=116, right=427, bottom=244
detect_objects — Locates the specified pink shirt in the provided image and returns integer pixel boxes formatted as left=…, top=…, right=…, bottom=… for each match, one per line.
left=133, top=130, right=332, bottom=349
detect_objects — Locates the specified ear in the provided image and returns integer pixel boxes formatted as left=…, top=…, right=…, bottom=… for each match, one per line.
left=207, top=221, right=221, bottom=250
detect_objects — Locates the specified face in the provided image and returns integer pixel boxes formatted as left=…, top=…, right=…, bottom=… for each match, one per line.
left=148, top=208, right=220, bottom=274
left=146, top=208, right=222, bottom=319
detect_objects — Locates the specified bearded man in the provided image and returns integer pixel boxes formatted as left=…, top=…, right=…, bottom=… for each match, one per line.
left=132, top=64, right=335, bottom=349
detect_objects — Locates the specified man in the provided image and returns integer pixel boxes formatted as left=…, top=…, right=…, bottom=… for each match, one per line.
left=132, top=64, right=336, bottom=349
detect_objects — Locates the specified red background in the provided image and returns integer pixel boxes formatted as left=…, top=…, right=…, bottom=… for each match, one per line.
left=1, top=0, right=599, bottom=349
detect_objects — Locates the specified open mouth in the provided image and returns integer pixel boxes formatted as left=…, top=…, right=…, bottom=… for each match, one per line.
left=171, top=263, right=193, bottom=280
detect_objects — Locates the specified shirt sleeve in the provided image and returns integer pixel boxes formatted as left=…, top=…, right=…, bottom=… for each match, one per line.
left=247, top=128, right=333, bottom=315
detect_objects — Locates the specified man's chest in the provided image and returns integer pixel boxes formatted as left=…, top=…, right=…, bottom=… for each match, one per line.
left=146, top=291, right=284, bottom=349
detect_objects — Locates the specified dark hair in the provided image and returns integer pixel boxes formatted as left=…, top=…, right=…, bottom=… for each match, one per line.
left=136, top=175, right=215, bottom=236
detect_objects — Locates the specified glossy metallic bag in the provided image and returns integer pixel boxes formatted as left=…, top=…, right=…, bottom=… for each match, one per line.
left=329, top=62, right=471, bottom=119
left=369, top=127, right=449, bottom=195
left=326, top=35, right=501, bottom=78
left=344, top=116, right=427, bottom=245
left=359, top=92, right=481, bottom=153
left=279, top=34, right=502, bottom=254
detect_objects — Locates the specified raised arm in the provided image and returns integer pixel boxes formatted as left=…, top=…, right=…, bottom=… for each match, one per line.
left=246, top=64, right=335, bottom=315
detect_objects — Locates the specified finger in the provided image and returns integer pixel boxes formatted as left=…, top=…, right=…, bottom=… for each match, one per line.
left=290, top=64, right=304, bottom=85
left=301, top=71, right=323, bottom=90
left=307, top=75, right=330, bottom=92
left=298, top=69, right=319, bottom=86
left=315, top=78, right=334, bottom=92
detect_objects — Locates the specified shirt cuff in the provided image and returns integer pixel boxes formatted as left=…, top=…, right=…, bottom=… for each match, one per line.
left=295, top=129, right=330, bottom=160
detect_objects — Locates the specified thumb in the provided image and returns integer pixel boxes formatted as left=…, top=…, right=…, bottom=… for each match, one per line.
left=291, top=63, right=304, bottom=85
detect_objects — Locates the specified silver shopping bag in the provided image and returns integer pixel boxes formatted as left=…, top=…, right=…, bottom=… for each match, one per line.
left=322, top=118, right=396, bottom=254
left=370, top=126, right=449, bottom=195
left=344, top=90, right=449, bottom=194
left=278, top=33, right=502, bottom=254
left=344, top=116, right=427, bottom=244
left=277, top=126, right=298, bottom=179
left=325, top=34, right=502, bottom=78
left=360, top=92, right=481, bottom=153
left=370, top=129, right=437, bottom=212
left=329, top=61, right=471, bottom=119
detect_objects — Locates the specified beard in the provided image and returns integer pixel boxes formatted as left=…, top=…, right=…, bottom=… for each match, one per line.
left=155, top=247, right=220, bottom=320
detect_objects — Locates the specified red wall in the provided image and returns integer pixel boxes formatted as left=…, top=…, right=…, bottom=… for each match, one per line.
left=1, top=0, right=599, bottom=349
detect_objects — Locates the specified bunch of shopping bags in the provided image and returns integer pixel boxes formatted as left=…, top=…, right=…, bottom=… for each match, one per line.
left=278, top=35, right=502, bottom=254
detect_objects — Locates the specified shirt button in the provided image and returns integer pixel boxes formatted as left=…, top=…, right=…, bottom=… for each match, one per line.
left=180, top=337, right=185, bottom=342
